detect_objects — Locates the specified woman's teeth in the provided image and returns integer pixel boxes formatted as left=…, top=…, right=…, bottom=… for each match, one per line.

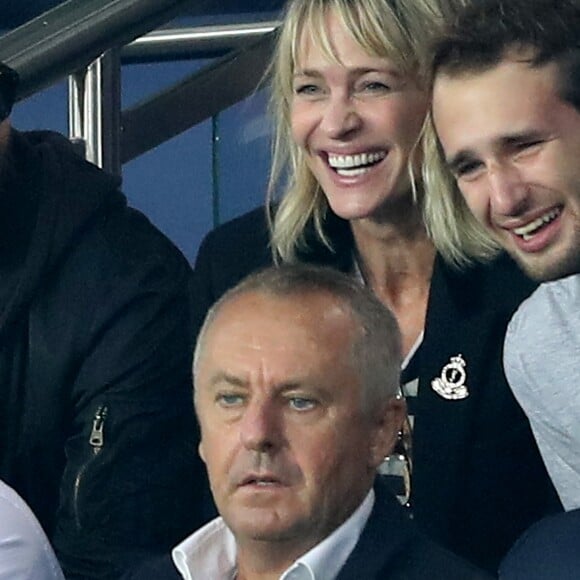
left=513, top=207, right=561, bottom=241
left=328, top=151, right=386, bottom=176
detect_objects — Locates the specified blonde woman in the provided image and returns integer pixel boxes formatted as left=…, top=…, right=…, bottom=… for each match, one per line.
left=191, top=0, right=559, bottom=572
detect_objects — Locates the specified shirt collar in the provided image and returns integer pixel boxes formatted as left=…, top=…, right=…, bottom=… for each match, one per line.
left=172, top=517, right=237, bottom=580
left=280, top=489, right=374, bottom=580
left=172, top=490, right=374, bottom=580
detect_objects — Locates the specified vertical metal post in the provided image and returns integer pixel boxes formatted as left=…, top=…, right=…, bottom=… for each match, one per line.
left=68, top=49, right=122, bottom=177
left=211, top=114, right=221, bottom=227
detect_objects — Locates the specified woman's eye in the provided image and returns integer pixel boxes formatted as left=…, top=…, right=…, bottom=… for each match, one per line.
left=288, top=397, right=317, bottom=411
left=360, top=81, right=390, bottom=92
left=294, top=83, right=321, bottom=96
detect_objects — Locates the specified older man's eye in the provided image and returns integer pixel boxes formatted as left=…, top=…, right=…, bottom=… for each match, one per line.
left=217, top=393, right=244, bottom=407
left=288, top=397, right=317, bottom=411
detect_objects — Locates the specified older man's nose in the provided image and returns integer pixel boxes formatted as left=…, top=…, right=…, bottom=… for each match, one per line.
left=239, top=399, right=282, bottom=453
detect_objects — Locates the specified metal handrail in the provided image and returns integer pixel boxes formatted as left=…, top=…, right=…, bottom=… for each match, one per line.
left=0, top=0, right=279, bottom=170
left=121, top=29, right=276, bottom=163
left=122, top=22, right=279, bottom=63
left=0, top=0, right=203, bottom=100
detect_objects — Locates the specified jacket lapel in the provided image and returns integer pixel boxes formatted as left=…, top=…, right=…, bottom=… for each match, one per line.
left=337, top=481, right=415, bottom=579
left=411, top=254, right=536, bottom=547
left=411, top=256, right=486, bottom=543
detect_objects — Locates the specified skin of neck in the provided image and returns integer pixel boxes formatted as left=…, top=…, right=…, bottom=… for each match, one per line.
left=349, top=191, right=436, bottom=356
left=235, top=538, right=305, bottom=580
left=234, top=480, right=374, bottom=580
left=349, top=192, right=436, bottom=298
left=236, top=525, right=341, bottom=580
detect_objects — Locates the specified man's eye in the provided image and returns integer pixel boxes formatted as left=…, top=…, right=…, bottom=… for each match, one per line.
left=288, top=397, right=317, bottom=411
left=516, top=140, right=543, bottom=152
left=217, top=393, right=244, bottom=407
left=455, top=160, right=483, bottom=179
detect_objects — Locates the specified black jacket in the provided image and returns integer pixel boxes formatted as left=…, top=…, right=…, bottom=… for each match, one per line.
left=124, top=479, right=494, bottom=579
left=499, top=508, right=580, bottom=579
left=190, top=207, right=561, bottom=573
left=0, top=129, right=208, bottom=579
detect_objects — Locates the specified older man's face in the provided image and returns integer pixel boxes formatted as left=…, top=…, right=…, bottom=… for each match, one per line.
left=433, top=52, right=580, bottom=281
left=195, top=290, right=397, bottom=555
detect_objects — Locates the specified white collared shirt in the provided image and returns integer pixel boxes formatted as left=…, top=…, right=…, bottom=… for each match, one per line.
left=172, top=490, right=374, bottom=580
left=0, top=479, right=65, bottom=579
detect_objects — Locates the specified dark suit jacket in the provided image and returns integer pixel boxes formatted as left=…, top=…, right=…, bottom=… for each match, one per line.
left=190, top=207, right=561, bottom=572
left=499, top=508, right=580, bottom=579
left=124, top=480, right=494, bottom=579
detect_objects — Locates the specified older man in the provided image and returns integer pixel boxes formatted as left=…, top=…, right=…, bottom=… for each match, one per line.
left=128, top=264, right=491, bottom=579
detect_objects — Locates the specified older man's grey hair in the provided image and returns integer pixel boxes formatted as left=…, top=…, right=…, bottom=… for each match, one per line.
left=193, top=264, right=402, bottom=415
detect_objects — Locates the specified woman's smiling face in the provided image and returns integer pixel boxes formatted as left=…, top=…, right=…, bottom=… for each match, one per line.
left=290, top=10, right=428, bottom=222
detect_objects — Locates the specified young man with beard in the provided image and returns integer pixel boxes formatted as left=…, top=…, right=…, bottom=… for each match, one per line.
left=426, top=1, right=580, bottom=575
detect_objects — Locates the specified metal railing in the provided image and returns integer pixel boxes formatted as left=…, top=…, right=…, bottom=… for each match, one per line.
left=123, top=21, right=278, bottom=63
left=0, top=0, right=278, bottom=175
left=0, top=0, right=202, bottom=99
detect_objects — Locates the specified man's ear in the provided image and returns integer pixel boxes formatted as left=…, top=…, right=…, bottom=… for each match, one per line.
left=198, top=441, right=206, bottom=464
left=368, top=396, right=406, bottom=469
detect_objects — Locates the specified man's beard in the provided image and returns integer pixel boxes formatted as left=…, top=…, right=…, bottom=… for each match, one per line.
left=509, top=226, right=580, bottom=282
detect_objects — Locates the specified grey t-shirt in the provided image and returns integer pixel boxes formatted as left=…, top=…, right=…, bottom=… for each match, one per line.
left=504, top=274, right=580, bottom=510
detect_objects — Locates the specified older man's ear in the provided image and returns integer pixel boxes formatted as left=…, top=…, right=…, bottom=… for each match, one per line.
left=368, top=396, right=406, bottom=470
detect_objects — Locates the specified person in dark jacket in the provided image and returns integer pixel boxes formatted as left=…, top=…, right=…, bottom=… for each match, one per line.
left=126, top=264, right=493, bottom=580
left=0, top=63, right=207, bottom=579
left=499, top=508, right=580, bottom=580
left=188, top=0, right=560, bottom=573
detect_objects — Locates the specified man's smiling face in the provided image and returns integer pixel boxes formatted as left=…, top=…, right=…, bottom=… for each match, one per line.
left=433, top=50, right=580, bottom=281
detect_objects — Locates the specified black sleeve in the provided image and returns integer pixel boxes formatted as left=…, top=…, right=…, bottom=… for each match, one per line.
left=51, top=209, right=210, bottom=579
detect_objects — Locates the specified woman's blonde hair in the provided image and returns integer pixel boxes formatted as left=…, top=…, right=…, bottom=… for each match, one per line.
left=421, top=113, right=501, bottom=267
left=267, top=0, right=447, bottom=262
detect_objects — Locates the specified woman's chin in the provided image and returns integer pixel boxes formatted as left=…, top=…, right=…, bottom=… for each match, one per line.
left=326, top=200, right=379, bottom=222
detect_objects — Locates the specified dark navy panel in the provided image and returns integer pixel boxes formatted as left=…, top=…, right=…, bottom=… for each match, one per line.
left=215, top=88, right=272, bottom=225
left=10, top=81, right=68, bottom=133
left=122, top=60, right=215, bottom=264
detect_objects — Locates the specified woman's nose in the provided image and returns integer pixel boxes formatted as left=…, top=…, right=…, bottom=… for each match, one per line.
left=319, top=96, right=361, bottom=138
